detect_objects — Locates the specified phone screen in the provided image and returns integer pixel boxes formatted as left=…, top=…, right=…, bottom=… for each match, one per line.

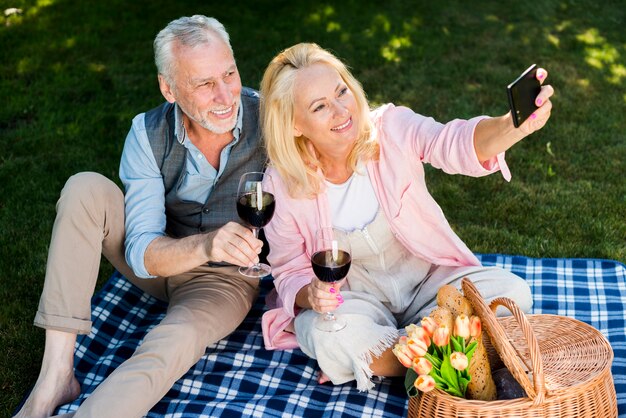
left=507, top=64, right=541, bottom=128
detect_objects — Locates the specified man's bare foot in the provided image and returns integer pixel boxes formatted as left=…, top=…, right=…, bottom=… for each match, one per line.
left=13, top=371, right=80, bottom=418
left=317, top=370, right=331, bottom=385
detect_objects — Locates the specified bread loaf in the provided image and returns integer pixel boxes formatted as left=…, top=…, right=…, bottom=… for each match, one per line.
left=436, top=284, right=473, bottom=317
left=434, top=282, right=497, bottom=401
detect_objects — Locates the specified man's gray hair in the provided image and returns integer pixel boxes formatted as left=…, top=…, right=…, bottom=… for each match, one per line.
left=154, top=15, right=233, bottom=85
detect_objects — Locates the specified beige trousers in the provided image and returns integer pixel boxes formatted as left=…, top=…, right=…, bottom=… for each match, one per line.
left=34, top=172, right=259, bottom=418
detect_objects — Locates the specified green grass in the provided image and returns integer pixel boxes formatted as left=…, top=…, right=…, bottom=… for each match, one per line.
left=1, top=0, right=624, bottom=414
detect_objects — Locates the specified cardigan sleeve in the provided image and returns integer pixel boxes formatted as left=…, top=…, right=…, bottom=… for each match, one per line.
left=376, top=104, right=511, bottom=180
left=263, top=169, right=315, bottom=318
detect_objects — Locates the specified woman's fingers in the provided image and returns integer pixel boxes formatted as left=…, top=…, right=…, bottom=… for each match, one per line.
left=536, top=67, right=548, bottom=85
left=518, top=76, right=554, bottom=135
left=535, top=84, right=554, bottom=107
left=308, top=278, right=344, bottom=313
left=521, top=96, right=553, bottom=133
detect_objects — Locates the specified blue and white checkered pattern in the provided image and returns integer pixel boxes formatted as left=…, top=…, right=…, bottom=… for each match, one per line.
left=55, top=255, right=626, bottom=417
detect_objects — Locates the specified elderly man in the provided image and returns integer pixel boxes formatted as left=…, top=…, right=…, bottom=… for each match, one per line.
left=15, top=15, right=266, bottom=418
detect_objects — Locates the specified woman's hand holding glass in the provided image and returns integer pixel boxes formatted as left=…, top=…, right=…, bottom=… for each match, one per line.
left=307, top=276, right=345, bottom=314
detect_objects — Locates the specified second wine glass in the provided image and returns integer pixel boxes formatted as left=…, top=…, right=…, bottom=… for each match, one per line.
left=236, top=172, right=275, bottom=278
left=311, top=227, right=351, bottom=332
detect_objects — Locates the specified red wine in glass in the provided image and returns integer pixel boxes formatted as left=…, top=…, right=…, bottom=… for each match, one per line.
left=237, top=172, right=274, bottom=277
left=236, top=192, right=275, bottom=229
left=311, top=250, right=351, bottom=283
left=312, top=228, right=351, bottom=332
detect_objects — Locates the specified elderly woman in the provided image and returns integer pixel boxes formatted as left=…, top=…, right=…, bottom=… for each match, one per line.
left=260, top=43, right=553, bottom=391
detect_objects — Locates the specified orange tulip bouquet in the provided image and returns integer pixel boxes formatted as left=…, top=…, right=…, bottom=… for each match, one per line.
left=393, top=314, right=483, bottom=398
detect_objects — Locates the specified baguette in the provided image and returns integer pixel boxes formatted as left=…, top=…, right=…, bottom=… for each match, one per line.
left=467, top=338, right=498, bottom=400
left=434, top=282, right=497, bottom=401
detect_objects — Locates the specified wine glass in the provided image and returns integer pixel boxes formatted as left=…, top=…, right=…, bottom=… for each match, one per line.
left=311, top=227, right=352, bottom=332
left=236, top=172, right=275, bottom=277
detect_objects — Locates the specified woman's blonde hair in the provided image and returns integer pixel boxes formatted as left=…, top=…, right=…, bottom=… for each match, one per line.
left=260, top=43, right=377, bottom=198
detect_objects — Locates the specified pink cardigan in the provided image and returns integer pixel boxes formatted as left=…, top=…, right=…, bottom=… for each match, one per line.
left=261, top=104, right=510, bottom=350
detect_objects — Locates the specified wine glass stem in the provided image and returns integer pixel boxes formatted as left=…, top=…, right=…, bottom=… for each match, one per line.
left=251, top=228, right=260, bottom=270
left=324, top=312, right=336, bottom=322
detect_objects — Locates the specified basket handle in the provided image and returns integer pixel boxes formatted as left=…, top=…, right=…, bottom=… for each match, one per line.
left=488, top=297, right=546, bottom=406
left=462, top=278, right=547, bottom=405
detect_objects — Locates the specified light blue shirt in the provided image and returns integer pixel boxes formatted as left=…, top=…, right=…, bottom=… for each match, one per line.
left=119, top=103, right=243, bottom=278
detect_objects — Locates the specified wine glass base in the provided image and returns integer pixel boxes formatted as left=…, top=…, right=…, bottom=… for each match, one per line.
left=239, top=263, right=272, bottom=278
left=315, top=314, right=347, bottom=332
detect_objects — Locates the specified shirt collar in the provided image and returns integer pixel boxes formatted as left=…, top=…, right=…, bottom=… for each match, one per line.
left=174, top=99, right=244, bottom=146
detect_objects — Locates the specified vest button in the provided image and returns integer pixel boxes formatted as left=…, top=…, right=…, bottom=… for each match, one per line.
left=202, top=208, right=210, bottom=214
left=199, top=226, right=207, bottom=232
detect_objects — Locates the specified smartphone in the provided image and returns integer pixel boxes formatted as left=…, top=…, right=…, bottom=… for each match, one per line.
left=506, top=64, right=541, bottom=128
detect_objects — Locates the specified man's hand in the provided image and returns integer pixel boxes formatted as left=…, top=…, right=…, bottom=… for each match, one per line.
left=143, top=222, right=263, bottom=277
left=203, top=221, right=263, bottom=267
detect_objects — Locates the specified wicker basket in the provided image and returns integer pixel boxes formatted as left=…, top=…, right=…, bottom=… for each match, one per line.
left=408, top=278, right=617, bottom=418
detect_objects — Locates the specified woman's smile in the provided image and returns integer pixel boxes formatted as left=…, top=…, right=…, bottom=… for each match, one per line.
left=331, top=117, right=353, bottom=133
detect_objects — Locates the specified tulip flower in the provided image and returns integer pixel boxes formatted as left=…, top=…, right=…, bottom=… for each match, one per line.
left=407, top=325, right=431, bottom=349
left=420, top=316, right=438, bottom=337
left=432, top=325, right=450, bottom=347
left=414, top=374, right=436, bottom=392
left=392, top=342, right=414, bottom=368
left=454, top=314, right=470, bottom=339
left=421, top=316, right=438, bottom=338
left=450, top=352, right=469, bottom=371
left=469, top=315, right=482, bottom=338
left=405, top=323, right=419, bottom=336
left=412, top=357, right=433, bottom=375
left=406, top=337, right=428, bottom=358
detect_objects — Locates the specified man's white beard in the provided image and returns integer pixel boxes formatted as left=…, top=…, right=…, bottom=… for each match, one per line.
left=197, top=101, right=240, bottom=134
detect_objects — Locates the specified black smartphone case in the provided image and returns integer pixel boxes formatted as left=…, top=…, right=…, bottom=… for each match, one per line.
left=507, top=64, right=541, bottom=128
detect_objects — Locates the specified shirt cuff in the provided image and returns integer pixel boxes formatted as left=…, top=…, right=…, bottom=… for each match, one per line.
left=125, top=232, right=162, bottom=279
left=468, top=116, right=512, bottom=182
left=476, top=150, right=510, bottom=181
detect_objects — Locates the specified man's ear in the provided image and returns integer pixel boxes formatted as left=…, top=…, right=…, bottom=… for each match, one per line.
left=158, top=74, right=176, bottom=104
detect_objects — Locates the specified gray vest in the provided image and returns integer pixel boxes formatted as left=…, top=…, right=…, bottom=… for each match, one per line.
left=144, top=87, right=266, bottom=238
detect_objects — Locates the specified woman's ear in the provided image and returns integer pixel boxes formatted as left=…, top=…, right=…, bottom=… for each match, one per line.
left=293, top=124, right=302, bottom=138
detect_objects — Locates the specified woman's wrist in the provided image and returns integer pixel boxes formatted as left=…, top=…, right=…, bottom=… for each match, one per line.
left=498, top=112, right=525, bottom=143
left=295, top=285, right=311, bottom=309
left=474, top=114, right=523, bottom=163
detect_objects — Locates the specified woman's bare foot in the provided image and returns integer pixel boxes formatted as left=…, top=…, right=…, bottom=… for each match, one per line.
left=317, top=370, right=331, bottom=385
left=13, top=370, right=80, bottom=418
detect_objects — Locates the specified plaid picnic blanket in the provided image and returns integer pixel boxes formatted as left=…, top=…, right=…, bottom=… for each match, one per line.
left=55, top=254, right=626, bottom=417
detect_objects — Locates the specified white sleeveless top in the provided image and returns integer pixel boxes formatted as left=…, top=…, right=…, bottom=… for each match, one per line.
left=325, top=166, right=379, bottom=231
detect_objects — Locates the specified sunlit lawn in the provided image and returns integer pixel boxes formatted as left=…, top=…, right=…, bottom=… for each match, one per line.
left=1, top=0, right=624, bottom=415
